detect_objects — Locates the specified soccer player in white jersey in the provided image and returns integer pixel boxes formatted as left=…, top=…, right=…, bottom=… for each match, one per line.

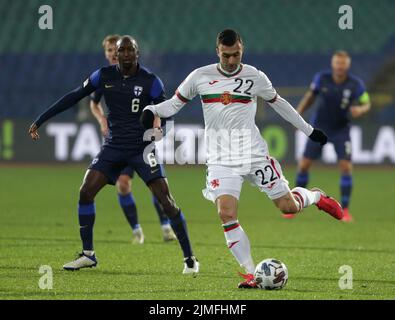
left=141, top=29, right=343, bottom=288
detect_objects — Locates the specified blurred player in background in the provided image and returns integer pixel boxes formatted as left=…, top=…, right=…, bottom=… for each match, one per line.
left=90, top=34, right=176, bottom=244
left=293, top=51, right=371, bottom=222
left=29, top=36, right=198, bottom=274
left=141, top=29, right=343, bottom=288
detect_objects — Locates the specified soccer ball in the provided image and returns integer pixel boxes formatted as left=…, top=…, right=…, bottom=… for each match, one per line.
left=254, top=258, right=288, bottom=290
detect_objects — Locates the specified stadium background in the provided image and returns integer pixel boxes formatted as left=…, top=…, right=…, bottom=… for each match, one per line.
left=0, top=0, right=394, bottom=164
left=0, top=0, right=394, bottom=300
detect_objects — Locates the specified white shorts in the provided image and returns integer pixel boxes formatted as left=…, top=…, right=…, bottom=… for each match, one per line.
left=202, top=156, right=290, bottom=203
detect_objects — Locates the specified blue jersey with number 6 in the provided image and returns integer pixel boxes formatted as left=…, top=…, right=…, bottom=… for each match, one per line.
left=88, top=64, right=165, bottom=151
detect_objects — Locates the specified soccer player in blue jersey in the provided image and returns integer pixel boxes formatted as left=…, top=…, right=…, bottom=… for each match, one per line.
left=28, top=36, right=199, bottom=273
left=292, top=51, right=371, bottom=222
left=90, top=34, right=176, bottom=244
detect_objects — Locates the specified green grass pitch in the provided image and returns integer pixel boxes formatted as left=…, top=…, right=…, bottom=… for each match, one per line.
left=0, top=165, right=394, bottom=300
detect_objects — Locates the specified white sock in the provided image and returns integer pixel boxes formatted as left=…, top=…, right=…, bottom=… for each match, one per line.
left=223, top=220, right=255, bottom=274
left=83, top=250, right=94, bottom=256
left=291, top=187, right=321, bottom=210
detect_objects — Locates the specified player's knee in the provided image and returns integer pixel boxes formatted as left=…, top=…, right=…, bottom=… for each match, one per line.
left=116, top=175, right=131, bottom=195
left=339, top=160, right=352, bottom=175
left=298, top=159, right=312, bottom=172
left=218, top=205, right=237, bottom=223
left=79, top=184, right=95, bottom=203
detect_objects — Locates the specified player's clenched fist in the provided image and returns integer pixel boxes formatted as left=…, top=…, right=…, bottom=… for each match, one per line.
left=140, top=110, right=163, bottom=141
left=28, top=123, right=40, bottom=140
left=350, top=106, right=364, bottom=118
left=153, top=115, right=161, bottom=129
left=309, top=128, right=327, bottom=146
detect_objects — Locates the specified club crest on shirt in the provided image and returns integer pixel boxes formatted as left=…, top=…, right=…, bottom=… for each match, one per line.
left=134, top=86, right=143, bottom=96
left=220, top=91, right=232, bottom=105
left=210, top=179, right=220, bottom=188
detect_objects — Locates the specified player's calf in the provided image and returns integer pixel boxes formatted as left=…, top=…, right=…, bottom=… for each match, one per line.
left=280, top=189, right=307, bottom=218
left=149, top=178, right=198, bottom=273
left=277, top=187, right=342, bottom=220
left=216, top=195, right=238, bottom=223
left=274, top=192, right=301, bottom=216
left=153, top=192, right=179, bottom=219
left=278, top=201, right=300, bottom=214
left=79, top=186, right=96, bottom=203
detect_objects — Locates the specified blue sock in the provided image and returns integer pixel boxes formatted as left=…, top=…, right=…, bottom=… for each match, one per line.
left=118, top=193, right=139, bottom=230
left=340, top=175, right=352, bottom=209
left=78, top=202, right=96, bottom=251
left=152, top=196, right=170, bottom=226
left=296, top=172, right=309, bottom=188
left=169, top=210, right=193, bottom=258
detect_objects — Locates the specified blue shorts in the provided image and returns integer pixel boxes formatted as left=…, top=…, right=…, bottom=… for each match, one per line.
left=303, top=127, right=351, bottom=161
left=88, top=146, right=166, bottom=185
left=120, top=166, right=135, bottom=178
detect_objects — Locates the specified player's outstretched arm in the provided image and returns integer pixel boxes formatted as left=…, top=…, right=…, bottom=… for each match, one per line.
left=268, top=95, right=327, bottom=145
left=297, top=90, right=316, bottom=114
left=28, top=123, right=39, bottom=140
left=297, top=72, right=320, bottom=114
left=29, top=69, right=101, bottom=141
left=257, top=70, right=327, bottom=145
left=28, top=83, right=96, bottom=140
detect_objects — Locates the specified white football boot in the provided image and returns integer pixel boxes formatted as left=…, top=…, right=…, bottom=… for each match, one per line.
left=162, top=224, right=177, bottom=242
left=183, top=256, right=199, bottom=275
left=63, top=252, right=97, bottom=271
left=132, top=227, right=144, bottom=244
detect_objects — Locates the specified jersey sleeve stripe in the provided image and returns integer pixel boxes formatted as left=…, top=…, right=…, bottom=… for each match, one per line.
left=266, top=94, right=278, bottom=103
left=270, top=158, right=281, bottom=178
left=150, top=77, right=164, bottom=100
left=175, top=90, right=190, bottom=103
left=89, top=69, right=101, bottom=88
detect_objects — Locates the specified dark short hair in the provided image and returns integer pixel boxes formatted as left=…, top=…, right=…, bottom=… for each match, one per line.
left=216, top=29, right=243, bottom=47
left=117, top=35, right=140, bottom=53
